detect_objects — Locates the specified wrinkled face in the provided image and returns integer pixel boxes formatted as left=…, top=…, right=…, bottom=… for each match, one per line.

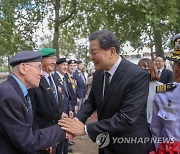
left=57, top=62, right=68, bottom=75
left=68, top=63, right=76, bottom=74
left=154, top=57, right=165, bottom=69
left=41, top=56, right=57, bottom=74
left=172, top=62, right=180, bottom=82
left=22, top=62, right=43, bottom=88
left=89, top=39, right=112, bottom=71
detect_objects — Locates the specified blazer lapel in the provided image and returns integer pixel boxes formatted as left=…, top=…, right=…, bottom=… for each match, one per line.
left=100, top=58, right=127, bottom=112
left=40, top=77, right=58, bottom=107
left=54, top=73, right=69, bottom=97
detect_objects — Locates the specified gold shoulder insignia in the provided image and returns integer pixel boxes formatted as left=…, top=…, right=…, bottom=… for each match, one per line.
left=156, top=83, right=177, bottom=93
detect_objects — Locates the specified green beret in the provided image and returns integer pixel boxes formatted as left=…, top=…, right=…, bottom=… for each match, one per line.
left=38, top=48, right=56, bottom=57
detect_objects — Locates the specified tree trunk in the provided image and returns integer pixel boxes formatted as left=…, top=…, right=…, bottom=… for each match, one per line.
left=53, top=0, right=60, bottom=58
left=153, top=29, right=164, bottom=57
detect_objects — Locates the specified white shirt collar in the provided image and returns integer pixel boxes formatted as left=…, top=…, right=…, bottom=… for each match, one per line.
left=56, top=71, right=64, bottom=80
left=105, top=56, right=122, bottom=77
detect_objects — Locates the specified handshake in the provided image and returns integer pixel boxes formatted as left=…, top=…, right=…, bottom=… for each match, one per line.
left=58, top=114, right=86, bottom=140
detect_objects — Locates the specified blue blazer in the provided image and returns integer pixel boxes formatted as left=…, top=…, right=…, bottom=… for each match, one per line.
left=28, top=76, right=62, bottom=129
left=73, top=70, right=87, bottom=99
left=0, top=76, right=65, bottom=154
left=64, top=73, right=77, bottom=110
left=53, top=73, right=73, bottom=114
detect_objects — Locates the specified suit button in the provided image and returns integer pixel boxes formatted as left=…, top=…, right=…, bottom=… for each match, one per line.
left=164, top=116, right=168, bottom=119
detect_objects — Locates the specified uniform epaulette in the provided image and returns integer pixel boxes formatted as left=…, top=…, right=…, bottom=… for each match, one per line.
left=156, top=83, right=177, bottom=93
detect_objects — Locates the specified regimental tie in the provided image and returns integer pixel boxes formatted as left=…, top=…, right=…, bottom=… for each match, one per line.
left=68, top=75, right=76, bottom=92
left=48, top=75, right=59, bottom=105
left=103, top=72, right=111, bottom=101
left=25, top=94, right=33, bottom=126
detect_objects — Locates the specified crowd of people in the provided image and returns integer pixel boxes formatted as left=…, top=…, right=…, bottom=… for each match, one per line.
left=0, top=30, right=179, bottom=154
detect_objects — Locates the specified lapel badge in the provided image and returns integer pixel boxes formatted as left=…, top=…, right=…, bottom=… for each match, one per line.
left=68, top=79, right=70, bottom=82
left=47, top=87, right=51, bottom=90
left=58, top=86, right=62, bottom=93
left=78, top=73, right=81, bottom=76
left=168, top=99, right=172, bottom=107
left=61, top=95, right=64, bottom=100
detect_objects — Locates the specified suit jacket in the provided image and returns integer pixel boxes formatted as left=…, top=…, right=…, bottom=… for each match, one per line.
left=28, top=76, right=62, bottom=129
left=64, top=73, right=77, bottom=110
left=76, top=58, right=155, bottom=154
left=73, top=70, right=87, bottom=99
left=53, top=73, right=73, bottom=113
left=0, top=76, right=65, bottom=154
left=159, top=68, right=173, bottom=84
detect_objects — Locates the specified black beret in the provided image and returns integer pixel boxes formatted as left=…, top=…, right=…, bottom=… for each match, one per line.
left=77, top=60, right=83, bottom=64
left=10, top=50, right=42, bottom=67
left=56, top=58, right=67, bottom=65
left=68, top=60, right=77, bottom=64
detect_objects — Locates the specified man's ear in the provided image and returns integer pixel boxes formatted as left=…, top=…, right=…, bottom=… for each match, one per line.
left=110, top=47, right=116, bottom=59
left=19, top=63, right=27, bottom=75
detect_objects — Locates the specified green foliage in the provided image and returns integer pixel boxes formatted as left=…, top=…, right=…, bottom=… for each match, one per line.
left=1, top=0, right=180, bottom=64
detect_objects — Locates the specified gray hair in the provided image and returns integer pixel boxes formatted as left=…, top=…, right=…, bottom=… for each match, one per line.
left=88, top=30, right=120, bottom=53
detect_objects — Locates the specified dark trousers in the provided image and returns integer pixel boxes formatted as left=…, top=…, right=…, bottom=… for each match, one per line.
left=56, top=139, right=69, bottom=154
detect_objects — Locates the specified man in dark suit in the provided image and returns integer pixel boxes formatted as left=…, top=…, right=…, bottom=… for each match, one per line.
left=53, top=58, right=73, bottom=154
left=155, top=55, right=173, bottom=83
left=65, top=60, right=78, bottom=113
left=28, top=48, right=65, bottom=154
left=60, top=30, right=155, bottom=154
left=73, top=60, right=87, bottom=110
left=0, top=51, right=66, bottom=154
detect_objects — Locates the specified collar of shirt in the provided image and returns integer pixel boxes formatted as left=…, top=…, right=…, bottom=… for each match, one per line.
left=11, top=74, right=28, bottom=97
left=43, top=71, right=51, bottom=84
left=67, top=72, right=73, bottom=77
left=56, top=71, right=64, bottom=80
left=105, top=56, right=122, bottom=81
left=158, top=67, right=164, bottom=73
left=77, top=69, right=82, bottom=73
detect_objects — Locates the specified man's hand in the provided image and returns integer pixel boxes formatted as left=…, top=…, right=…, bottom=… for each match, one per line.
left=61, top=112, right=68, bottom=118
left=66, top=132, right=74, bottom=140
left=69, top=111, right=74, bottom=118
left=74, top=105, right=78, bottom=114
left=59, top=118, right=85, bottom=136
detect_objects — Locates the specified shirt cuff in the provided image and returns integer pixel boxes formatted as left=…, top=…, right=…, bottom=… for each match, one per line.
left=84, top=125, right=89, bottom=136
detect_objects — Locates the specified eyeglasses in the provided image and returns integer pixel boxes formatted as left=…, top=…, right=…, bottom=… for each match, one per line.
left=25, top=63, right=43, bottom=71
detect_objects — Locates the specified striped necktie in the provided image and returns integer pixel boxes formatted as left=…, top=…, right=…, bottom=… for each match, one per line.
left=48, top=76, right=59, bottom=105
left=25, top=94, right=33, bottom=126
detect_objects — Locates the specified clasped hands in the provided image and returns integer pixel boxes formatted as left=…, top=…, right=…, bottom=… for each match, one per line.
left=59, top=115, right=86, bottom=140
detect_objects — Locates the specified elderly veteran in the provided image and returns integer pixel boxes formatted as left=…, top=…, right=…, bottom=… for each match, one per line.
left=0, top=51, right=66, bottom=154
left=28, top=48, right=66, bottom=154
left=151, top=33, right=180, bottom=152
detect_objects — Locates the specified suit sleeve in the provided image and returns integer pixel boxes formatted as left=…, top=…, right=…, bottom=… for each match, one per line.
left=76, top=79, right=96, bottom=123
left=0, top=95, right=65, bottom=153
left=86, top=71, right=150, bottom=142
